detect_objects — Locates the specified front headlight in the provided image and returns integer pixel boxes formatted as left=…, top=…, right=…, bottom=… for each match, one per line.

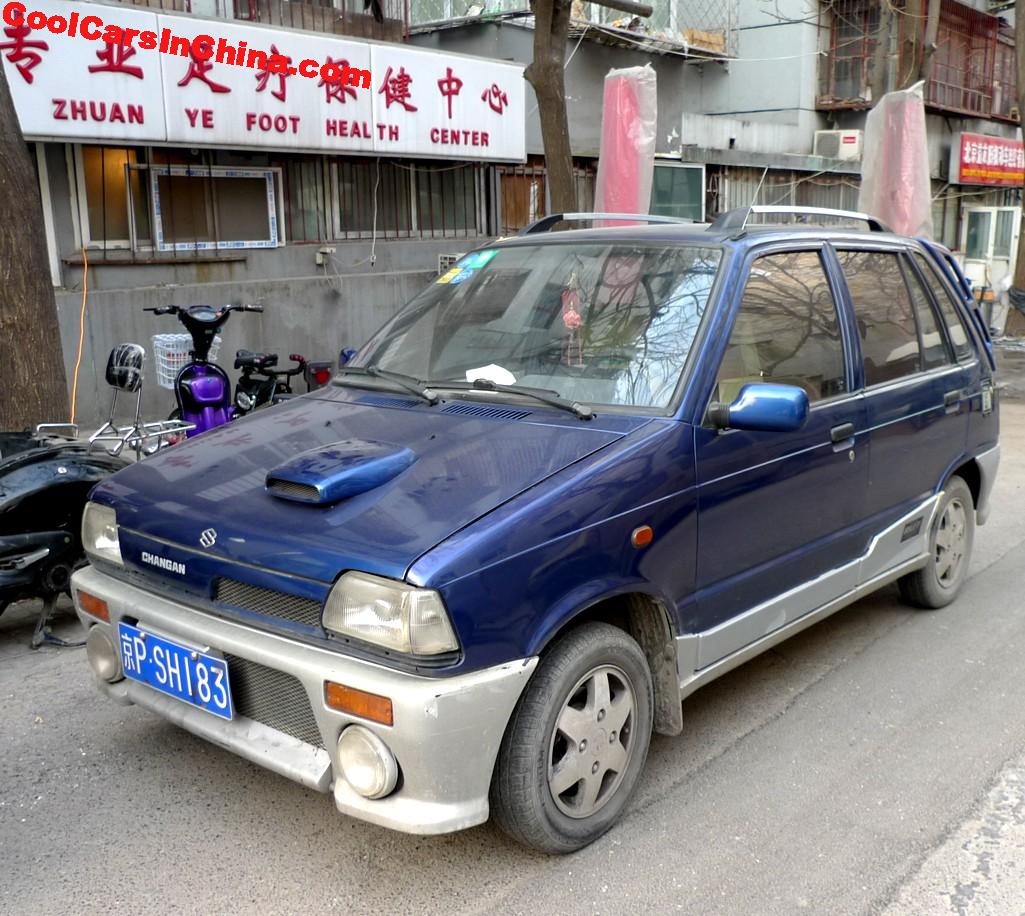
left=81, top=502, right=123, bottom=567
left=322, top=571, right=458, bottom=656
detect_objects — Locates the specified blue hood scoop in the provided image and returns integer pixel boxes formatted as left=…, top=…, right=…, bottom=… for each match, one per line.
left=266, top=439, right=416, bottom=505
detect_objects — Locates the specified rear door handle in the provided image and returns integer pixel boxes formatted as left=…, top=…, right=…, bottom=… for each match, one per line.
left=944, top=389, right=961, bottom=411
left=830, top=422, right=855, bottom=444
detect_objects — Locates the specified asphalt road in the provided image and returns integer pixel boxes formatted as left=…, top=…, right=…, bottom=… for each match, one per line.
left=3, top=404, right=1025, bottom=916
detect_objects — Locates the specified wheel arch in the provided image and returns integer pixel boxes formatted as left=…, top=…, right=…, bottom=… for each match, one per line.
left=529, top=589, right=684, bottom=737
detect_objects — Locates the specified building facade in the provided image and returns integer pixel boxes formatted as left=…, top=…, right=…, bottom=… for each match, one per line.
left=7, top=0, right=1022, bottom=423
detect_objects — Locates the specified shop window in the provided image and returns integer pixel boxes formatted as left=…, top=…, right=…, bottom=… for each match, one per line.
left=332, top=159, right=484, bottom=239
left=417, top=165, right=478, bottom=235
left=150, top=167, right=281, bottom=251
left=650, top=163, right=704, bottom=222
left=335, top=159, right=413, bottom=237
left=78, top=146, right=151, bottom=247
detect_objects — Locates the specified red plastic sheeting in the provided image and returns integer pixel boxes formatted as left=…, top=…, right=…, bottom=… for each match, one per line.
left=857, top=84, right=934, bottom=239
left=593, top=64, right=657, bottom=221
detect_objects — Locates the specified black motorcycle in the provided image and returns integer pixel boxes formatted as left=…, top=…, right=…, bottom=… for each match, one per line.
left=233, top=350, right=334, bottom=415
left=0, top=344, right=189, bottom=647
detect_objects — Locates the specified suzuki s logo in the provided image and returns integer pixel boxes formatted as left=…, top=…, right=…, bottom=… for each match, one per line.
left=199, top=528, right=217, bottom=549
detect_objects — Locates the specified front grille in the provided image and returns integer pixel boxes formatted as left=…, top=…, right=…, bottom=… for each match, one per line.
left=224, top=655, right=325, bottom=749
left=214, top=578, right=322, bottom=628
left=266, top=479, right=321, bottom=503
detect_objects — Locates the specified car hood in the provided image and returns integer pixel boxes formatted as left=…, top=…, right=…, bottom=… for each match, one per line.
left=95, top=386, right=648, bottom=583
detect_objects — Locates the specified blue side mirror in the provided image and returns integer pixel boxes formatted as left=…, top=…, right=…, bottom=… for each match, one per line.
left=339, top=348, right=358, bottom=366
left=708, top=383, right=809, bottom=433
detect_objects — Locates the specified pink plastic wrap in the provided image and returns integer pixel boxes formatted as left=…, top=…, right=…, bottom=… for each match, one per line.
left=593, top=64, right=657, bottom=219
left=857, top=84, right=934, bottom=239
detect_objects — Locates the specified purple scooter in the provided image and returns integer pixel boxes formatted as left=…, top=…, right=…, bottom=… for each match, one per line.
left=145, top=303, right=263, bottom=437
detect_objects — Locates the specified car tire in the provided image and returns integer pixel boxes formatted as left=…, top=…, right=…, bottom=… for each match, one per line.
left=489, top=622, right=653, bottom=854
left=898, top=475, right=974, bottom=610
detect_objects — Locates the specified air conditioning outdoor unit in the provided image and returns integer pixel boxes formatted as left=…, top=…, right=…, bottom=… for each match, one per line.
left=438, top=253, right=465, bottom=275
left=813, top=129, right=864, bottom=161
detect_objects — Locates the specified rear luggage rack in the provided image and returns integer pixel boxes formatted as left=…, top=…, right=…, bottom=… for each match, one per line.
left=709, top=205, right=891, bottom=235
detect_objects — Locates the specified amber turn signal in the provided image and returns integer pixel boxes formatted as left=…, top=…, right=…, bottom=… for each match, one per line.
left=324, top=681, right=394, bottom=726
left=77, top=590, right=110, bottom=623
left=631, top=525, right=654, bottom=548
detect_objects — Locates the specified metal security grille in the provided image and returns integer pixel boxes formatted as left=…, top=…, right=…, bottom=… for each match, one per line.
left=214, top=578, right=323, bottom=628
left=224, top=655, right=325, bottom=748
left=265, top=480, right=322, bottom=503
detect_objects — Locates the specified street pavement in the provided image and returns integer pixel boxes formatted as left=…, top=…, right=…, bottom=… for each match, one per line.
left=3, top=404, right=1025, bottom=916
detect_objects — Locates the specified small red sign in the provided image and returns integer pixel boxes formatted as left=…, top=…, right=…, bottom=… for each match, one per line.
left=954, top=132, right=1024, bottom=187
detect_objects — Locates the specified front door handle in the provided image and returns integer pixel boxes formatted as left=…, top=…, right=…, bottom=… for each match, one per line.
left=944, top=389, right=961, bottom=412
left=830, top=422, right=855, bottom=444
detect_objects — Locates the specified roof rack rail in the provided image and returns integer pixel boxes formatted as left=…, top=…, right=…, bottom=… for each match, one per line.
left=708, top=205, right=891, bottom=235
left=518, top=212, right=695, bottom=235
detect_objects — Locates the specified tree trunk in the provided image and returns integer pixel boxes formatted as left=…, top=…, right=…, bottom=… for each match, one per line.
left=868, top=0, right=894, bottom=102
left=917, top=0, right=942, bottom=85
left=0, top=65, right=69, bottom=429
left=1007, top=0, right=1025, bottom=335
left=526, top=0, right=578, bottom=214
left=897, top=0, right=922, bottom=90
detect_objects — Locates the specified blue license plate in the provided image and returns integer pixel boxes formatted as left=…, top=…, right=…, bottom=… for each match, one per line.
left=118, top=622, right=233, bottom=720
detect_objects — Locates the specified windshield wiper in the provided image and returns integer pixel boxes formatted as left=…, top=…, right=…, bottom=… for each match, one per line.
left=335, top=366, right=440, bottom=405
left=426, top=378, right=594, bottom=421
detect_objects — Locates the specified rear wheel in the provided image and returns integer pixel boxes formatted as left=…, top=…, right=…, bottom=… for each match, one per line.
left=898, top=475, right=974, bottom=609
left=490, top=622, right=653, bottom=854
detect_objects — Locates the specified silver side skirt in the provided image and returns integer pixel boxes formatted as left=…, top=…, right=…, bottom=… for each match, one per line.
left=676, top=493, right=941, bottom=701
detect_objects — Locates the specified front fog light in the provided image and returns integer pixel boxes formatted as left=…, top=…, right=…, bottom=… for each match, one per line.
left=337, top=726, right=398, bottom=799
left=81, top=502, right=123, bottom=567
left=86, top=627, right=122, bottom=683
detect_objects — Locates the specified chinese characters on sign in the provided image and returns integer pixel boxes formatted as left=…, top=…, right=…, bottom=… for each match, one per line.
left=950, top=133, right=1025, bottom=187
left=1, top=0, right=525, bottom=161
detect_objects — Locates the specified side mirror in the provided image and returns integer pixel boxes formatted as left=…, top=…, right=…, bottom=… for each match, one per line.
left=707, top=383, right=809, bottom=433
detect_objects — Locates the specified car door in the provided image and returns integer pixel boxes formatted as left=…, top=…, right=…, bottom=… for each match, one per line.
left=834, top=247, right=969, bottom=527
left=691, top=246, right=870, bottom=668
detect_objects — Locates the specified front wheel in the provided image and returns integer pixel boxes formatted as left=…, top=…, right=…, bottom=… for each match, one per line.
left=490, top=622, right=653, bottom=854
left=898, top=475, right=974, bottom=609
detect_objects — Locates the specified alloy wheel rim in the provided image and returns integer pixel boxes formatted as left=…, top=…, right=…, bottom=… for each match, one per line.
left=935, top=497, right=967, bottom=587
left=547, top=664, right=636, bottom=819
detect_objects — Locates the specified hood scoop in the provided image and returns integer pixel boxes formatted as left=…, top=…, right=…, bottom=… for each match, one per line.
left=266, top=439, right=416, bottom=506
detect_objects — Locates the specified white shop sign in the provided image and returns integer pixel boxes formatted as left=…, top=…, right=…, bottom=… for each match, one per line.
left=1, top=0, right=526, bottom=161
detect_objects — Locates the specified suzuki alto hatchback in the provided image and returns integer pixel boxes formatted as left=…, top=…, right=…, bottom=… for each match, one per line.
left=73, top=207, right=999, bottom=853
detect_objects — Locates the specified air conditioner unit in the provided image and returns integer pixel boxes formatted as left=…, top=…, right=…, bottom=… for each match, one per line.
left=813, top=129, right=863, bottom=161
left=438, top=253, right=465, bottom=275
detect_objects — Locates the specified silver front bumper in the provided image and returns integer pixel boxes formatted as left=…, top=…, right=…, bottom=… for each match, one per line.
left=71, top=565, right=537, bottom=835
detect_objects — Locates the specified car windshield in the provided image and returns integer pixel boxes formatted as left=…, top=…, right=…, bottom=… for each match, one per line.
left=351, top=242, right=722, bottom=410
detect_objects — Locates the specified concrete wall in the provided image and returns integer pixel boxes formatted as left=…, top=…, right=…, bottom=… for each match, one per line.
left=57, top=269, right=433, bottom=428
left=42, top=138, right=456, bottom=427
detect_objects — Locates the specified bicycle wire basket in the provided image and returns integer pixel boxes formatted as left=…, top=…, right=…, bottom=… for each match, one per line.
left=151, top=333, right=222, bottom=389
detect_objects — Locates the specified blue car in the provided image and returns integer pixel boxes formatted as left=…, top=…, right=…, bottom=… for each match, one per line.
left=73, top=206, right=999, bottom=853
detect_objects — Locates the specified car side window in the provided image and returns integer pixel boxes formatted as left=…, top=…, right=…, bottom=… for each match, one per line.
left=900, top=256, right=953, bottom=370
left=714, top=249, right=846, bottom=405
left=912, top=252, right=974, bottom=361
left=838, top=250, right=922, bottom=386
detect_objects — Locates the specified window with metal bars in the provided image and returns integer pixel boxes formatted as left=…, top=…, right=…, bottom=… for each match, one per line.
left=331, top=158, right=490, bottom=239
left=818, top=0, right=1017, bottom=122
